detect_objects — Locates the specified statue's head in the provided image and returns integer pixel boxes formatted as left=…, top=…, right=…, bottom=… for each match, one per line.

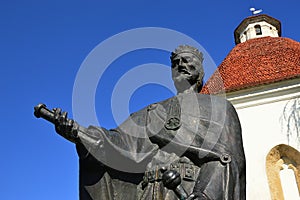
left=170, top=45, right=204, bottom=93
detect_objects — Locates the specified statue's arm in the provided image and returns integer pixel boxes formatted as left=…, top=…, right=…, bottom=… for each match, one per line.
left=34, top=103, right=159, bottom=169
left=34, top=103, right=102, bottom=145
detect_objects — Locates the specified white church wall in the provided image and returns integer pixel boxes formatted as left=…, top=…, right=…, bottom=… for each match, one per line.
left=237, top=99, right=288, bottom=199
left=239, top=21, right=279, bottom=43
left=226, top=79, right=300, bottom=199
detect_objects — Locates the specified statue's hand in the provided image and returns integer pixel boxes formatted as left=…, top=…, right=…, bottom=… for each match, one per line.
left=53, top=108, right=79, bottom=143
left=162, top=170, right=189, bottom=199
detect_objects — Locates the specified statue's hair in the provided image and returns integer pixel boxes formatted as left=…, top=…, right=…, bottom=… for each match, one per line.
left=171, top=45, right=203, bottom=63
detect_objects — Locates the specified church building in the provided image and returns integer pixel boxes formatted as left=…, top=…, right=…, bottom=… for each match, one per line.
left=201, top=14, right=300, bottom=199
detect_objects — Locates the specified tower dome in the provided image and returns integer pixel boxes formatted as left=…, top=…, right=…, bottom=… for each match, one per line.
left=201, top=36, right=300, bottom=94
left=234, top=14, right=281, bottom=44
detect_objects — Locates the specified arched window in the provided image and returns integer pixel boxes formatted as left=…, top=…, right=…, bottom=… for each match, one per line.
left=243, top=32, right=248, bottom=40
left=255, top=25, right=262, bottom=35
left=266, top=144, right=300, bottom=200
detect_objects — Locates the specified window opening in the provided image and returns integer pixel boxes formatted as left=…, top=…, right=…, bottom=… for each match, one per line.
left=255, top=25, right=262, bottom=35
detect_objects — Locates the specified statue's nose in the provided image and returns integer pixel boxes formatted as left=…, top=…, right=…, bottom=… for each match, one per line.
left=178, top=58, right=183, bottom=65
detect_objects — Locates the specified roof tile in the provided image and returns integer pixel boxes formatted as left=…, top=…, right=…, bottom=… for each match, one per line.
left=201, top=37, right=300, bottom=94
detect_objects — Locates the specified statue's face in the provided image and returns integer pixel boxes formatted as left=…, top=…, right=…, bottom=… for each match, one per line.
left=171, top=52, right=202, bottom=85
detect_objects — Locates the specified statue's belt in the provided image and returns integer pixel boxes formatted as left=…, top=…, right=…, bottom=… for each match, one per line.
left=142, top=158, right=198, bottom=188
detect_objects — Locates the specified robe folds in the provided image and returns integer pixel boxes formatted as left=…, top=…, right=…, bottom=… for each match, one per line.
left=76, top=93, right=246, bottom=200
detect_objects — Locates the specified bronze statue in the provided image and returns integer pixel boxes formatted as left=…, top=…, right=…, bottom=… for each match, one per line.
left=34, top=45, right=246, bottom=200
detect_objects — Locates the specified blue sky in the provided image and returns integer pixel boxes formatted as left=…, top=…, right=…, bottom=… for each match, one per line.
left=1, top=1, right=299, bottom=199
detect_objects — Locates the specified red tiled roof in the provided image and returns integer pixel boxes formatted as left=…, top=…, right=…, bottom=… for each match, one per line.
left=201, top=37, right=300, bottom=94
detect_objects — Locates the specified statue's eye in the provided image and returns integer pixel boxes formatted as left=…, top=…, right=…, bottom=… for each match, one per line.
left=173, top=59, right=180, bottom=65
left=185, top=57, right=193, bottom=62
left=181, top=56, right=192, bottom=63
left=180, top=58, right=186, bottom=63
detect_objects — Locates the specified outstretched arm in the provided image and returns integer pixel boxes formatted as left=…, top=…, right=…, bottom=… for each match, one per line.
left=34, top=103, right=159, bottom=172
left=34, top=103, right=104, bottom=146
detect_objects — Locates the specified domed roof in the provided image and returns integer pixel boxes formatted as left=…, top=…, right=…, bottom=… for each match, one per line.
left=201, top=36, right=300, bottom=94
left=234, top=14, right=281, bottom=44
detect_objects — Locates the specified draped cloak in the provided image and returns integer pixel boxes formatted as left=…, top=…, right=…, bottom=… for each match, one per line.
left=75, top=93, right=246, bottom=200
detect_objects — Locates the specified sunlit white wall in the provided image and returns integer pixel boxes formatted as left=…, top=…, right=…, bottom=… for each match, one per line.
left=239, top=21, right=279, bottom=43
left=226, top=79, right=300, bottom=199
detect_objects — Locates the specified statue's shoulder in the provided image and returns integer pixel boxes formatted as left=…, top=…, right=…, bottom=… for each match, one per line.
left=196, top=93, right=236, bottom=111
left=132, top=93, right=236, bottom=117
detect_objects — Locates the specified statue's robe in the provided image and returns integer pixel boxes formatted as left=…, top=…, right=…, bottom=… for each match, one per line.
left=76, top=93, right=246, bottom=200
